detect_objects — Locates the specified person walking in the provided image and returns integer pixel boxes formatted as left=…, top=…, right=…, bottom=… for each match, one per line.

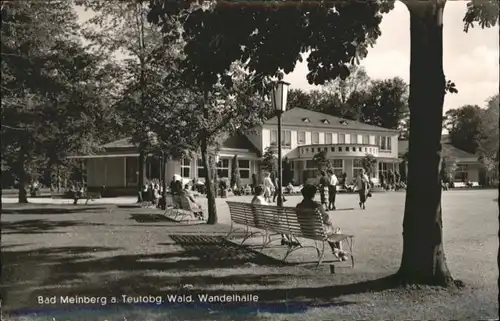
left=318, top=171, right=329, bottom=211
left=327, top=169, right=338, bottom=210
left=355, top=169, right=370, bottom=210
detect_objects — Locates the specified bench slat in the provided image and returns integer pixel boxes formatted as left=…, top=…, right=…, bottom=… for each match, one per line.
left=227, top=202, right=330, bottom=240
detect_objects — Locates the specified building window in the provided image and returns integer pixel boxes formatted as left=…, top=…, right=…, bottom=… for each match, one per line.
left=454, top=164, right=468, bottom=181
left=379, top=136, right=392, bottom=151
left=351, top=134, right=358, bottom=144
left=282, top=130, right=291, bottom=147
left=216, top=159, right=230, bottom=178
left=238, top=159, right=250, bottom=179
left=311, top=148, right=315, bottom=153
left=353, top=159, right=364, bottom=177
left=358, top=147, right=362, bottom=152
left=305, top=160, right=316, bottom=169
left=325, top=133, right=333, bottom=144
left=338, top=147, right=342, bottom=152
left=363, top=135, right=369, bottom=144
left=331, top=147, right=335, bottom=152
left=298, top=131, right=306, bottom=145
left=346, top=147, right=350, bottom=152
left=197, top=159, right=206, bottom=178
left=181, top=159, right=191, bottom=178
left=338, top=133, right=346, bottom=144
left=270, top=130, right=277, bottom=146
left=125, top=157, right=138, bottom=186
left=379, top=162, right=392, bottom=178
left=304, top=159, right=319, bottom=181
left=331, top=159, right=344, bottom=177
left=312, top=132, right=320, bottom=144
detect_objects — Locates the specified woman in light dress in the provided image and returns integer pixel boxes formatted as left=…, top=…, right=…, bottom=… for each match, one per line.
left=262, top=172, right=275, bottom=203
left=355, top=169, right=370, bottom=210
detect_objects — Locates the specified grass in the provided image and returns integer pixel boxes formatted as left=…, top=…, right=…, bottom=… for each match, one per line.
left=1, top=189, right=498, bottom=320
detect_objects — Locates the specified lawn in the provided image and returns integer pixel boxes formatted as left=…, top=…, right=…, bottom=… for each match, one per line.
left=1, top=189, right=497, bottom=321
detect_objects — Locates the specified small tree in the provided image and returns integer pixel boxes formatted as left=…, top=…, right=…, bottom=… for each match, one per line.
left=282, top=157, right=294, bottom=185
left=440, top=157, right=457, bottom=184
left=362, top=154, right=377, bottom=178
left=230, top=155, right=240, bottom=190
left=261, top=147, right=278, bottom=174
left=312, top=150, right=331, bottom=174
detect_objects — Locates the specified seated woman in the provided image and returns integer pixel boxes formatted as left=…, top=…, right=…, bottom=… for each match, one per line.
left=180, top=182, right=204, bottom=220
left=296, top=184, right=348, bottom=261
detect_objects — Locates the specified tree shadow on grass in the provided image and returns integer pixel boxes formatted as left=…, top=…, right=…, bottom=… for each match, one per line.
left=1, top=220, right=106, bottom=235
left=1, top=236, right=400, bottom=318
left=2, top=207, right=109, bottom=215
left=129, top=213, right=174, bottom=223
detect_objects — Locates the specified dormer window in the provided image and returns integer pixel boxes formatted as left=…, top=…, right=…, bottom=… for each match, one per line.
left=339, top=120, right=348, bottom=126
left=321, top=119, right=330, bottom=124
left=302, top=118, right=311, bottom=123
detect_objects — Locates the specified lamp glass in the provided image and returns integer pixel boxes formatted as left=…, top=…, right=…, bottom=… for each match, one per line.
left=273, top=81, right=290, bottom=112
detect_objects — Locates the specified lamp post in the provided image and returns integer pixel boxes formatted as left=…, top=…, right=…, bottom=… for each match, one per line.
left=214, top=154, right=220, bottom=198
left=271, top=80, right=290, bottom=207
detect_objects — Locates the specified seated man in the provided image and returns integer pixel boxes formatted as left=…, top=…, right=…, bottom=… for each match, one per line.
left=251, top=185, right=268, bottom=205
left=296, top=184, right=348, bottom=261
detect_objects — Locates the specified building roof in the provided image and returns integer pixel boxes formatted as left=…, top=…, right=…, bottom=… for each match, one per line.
left=264, top=107, right=398, bottom=133
left=398, top=139, right=477, bottom=160
left=100, top=135, right=260, bottom=155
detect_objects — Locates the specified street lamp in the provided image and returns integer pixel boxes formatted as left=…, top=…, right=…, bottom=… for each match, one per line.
left=271, top=80, right=290, bottom=207
left=214, top=154, right=220, bottom=198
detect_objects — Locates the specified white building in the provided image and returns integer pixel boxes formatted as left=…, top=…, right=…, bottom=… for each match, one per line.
left=74, top=108, right=400, bottom=196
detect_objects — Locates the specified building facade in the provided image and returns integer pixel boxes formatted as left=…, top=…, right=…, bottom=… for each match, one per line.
left=73, top=108, right=401, bottom=195
left=398, top=136, right=481, bottom=183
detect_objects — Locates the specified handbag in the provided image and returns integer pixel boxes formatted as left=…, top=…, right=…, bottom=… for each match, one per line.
left=367, top=192, right=372, bottom=198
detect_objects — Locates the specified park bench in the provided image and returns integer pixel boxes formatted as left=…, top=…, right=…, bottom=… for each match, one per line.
left=226, top=201, right=354, bottom=268
left=453, top=182, right=467, bottom=188
left=83, top=191, right=101, bottom=205
left=163, top=194, right=205, bottom=221
left=470, top=181, right=480, bottom=188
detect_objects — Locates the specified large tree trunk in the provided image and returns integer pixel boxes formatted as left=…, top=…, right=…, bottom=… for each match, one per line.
left=397, top=0, right=455, bottom=286
left=201, top=137, right=218, bottom=225
left=17, top=153, right=28, bottom=204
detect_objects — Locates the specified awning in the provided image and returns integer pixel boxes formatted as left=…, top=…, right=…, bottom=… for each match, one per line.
left=67, top=154, right=140, bottom=159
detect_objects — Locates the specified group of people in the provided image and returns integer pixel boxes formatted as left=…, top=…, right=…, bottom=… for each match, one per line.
left=262, top=172, right=287, bottom=204
left=168, top=177, right=205, bottom=220
left=380, top=170, right=405, bottom=191
left=319, top=168, right=371, bottom=210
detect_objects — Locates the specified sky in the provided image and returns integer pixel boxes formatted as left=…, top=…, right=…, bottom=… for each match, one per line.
left=282, top=1, right=499, bottom=113
left=76, top=1, right=499, bottom=113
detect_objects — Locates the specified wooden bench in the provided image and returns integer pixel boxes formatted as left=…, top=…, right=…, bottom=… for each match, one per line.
left=453, top=182, right=467, bottom=188
left=226, top=201, right=354, bottom=268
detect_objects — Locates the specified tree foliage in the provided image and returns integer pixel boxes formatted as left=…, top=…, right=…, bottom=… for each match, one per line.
left=1, top=1, right=120, bottom=202
left=230, top=154, right=240, bottom=189
left=261, top=147, right=277, bottom=174
left=361, top=154, right=377, bottom=177
left=477, top=94, right=499, bottom=184
left=312, top=150, right=331, bottom=173
left=361, top=77, right=409, bottom=130
left=443, top=105, right=483, bottom=154
left=282, top=157, right=294, bottom=185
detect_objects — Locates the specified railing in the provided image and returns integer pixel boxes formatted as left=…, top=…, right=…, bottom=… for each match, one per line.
left=297, top=143, right=380, bottom=157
